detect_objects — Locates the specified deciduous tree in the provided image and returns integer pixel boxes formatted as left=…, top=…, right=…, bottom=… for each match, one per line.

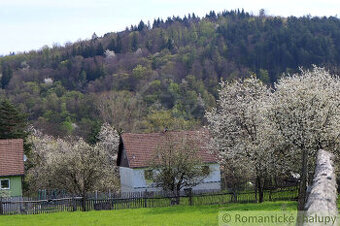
left=151, top=131, right=210, bottom=204
left=205, top=76, right=278, bottom=202
left=96, top=91, right=145, bottom=132
left=26, top=123, right=120, bottom=211
left=268, top=66, right=340, bottom=210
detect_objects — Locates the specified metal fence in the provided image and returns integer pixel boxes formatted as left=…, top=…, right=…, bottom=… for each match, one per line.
left=0, top=186, right=298, bottom=215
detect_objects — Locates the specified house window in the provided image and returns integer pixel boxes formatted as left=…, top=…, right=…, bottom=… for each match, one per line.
left=0, top=179, right=10, bottom=189
left=201, top=166, right=210, bottom=176
left=144, top=170, right=153, bottom=182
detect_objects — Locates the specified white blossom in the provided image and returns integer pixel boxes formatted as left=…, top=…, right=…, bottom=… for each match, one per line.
left=268, top=66, right=340, bottom=209
left=206, top=66, right=340, bottom=207
left=104, top=49, right=115, bottom=59
left=26, top=124, right=120, bottom=194
left=206, top=76, right=277, bottom=200
left=43, top=78, right=53, bottom=85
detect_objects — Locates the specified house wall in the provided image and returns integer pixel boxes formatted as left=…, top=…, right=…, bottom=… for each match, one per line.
left=193, top=163, right=221, bottom=190
left=119, top=167, right=134, bottom=192
left=119, top=163, right=221, bottom=193
left=119, top=167, right=159, bottom=192
left=0, top=175, right=22, bottom=197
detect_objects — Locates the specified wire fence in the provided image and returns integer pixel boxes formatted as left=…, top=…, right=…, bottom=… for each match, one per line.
left=0, top=186, right=298, bottom=215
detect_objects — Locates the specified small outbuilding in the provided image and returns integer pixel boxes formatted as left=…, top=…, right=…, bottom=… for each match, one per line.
left=0, top=139, right=24, bottom=198
left=117, top=130, right=221, bottom=193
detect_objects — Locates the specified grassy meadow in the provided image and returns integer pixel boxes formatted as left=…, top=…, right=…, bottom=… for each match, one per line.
left=0, top=201, right=297, bottom=226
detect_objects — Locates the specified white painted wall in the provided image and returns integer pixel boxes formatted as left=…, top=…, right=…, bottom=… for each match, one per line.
left=119, top=163, right=221, bottom=193
left=119, top=167, right=134, bottom=191
left=193, top=163, right=221, bottom=190
left=202, top=164, right=221, bottom=183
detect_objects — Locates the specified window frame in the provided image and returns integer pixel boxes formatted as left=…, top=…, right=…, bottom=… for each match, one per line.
left=201, top=165, right=210, bottom=176
left=0, top=179, right=10, bottom=190
left=144, top=169, right=154, bottom=183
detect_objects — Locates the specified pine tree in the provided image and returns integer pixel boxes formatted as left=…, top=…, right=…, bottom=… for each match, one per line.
left=137, top=20, right=145, bottom=31
left=1, top=64, right=12, bottom=89
left=0, top=99, right=27, bottom=139
left=96, top=43, right=104, bottom=56
left=131, top=32, right=138, bottom=52
left=108, top=38, right=116, bottom=51
left=115, top=35, right=122, bottom=53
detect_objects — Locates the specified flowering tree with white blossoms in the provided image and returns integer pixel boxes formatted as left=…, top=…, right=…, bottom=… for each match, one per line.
left=206, top=67, right=340, bottom=210
left=269, top=66, right=340, bottom=210
left=26, top=123, right=120, bottom=211
left=96, top=122, right=121, bottom=167
left=206, top=76, right=281, bottom=202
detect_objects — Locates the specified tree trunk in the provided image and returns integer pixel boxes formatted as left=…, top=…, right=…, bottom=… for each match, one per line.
left=232, top=190, right=237, bottom=203
left=257, top=176, right=264, bottom=203
left=175, top=189, right=180, bottom=205
left=82, top=192, right=87, bottom=211
left=296, top=149, right=309, bottom=226
left=298, top=148, right=308, bottom=211
left=274, top=176, right=279, bottom=188
left=254, top=179, right=258, bottom=203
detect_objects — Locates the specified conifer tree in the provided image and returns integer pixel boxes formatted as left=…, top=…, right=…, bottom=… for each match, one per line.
left=1, top=64, right=12, bottom=89
left=0, top=99, right=27, bottom=139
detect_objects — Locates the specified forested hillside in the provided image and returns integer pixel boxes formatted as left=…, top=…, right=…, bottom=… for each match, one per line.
left=1, top=10, right=340, bottom=141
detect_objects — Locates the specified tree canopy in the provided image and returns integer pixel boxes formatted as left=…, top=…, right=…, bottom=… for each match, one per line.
left=0, top=99, right=27, bottom=139
left=206, top=67, right=340, bottom=210
left=1, top=10, right=340, bottom=136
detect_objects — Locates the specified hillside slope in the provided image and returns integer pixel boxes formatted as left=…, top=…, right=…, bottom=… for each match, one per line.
left=1, top=10, right=340, bottom=139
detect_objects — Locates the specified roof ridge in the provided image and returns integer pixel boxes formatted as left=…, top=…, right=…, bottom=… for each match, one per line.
left=121, top=129, right=205, bottom=136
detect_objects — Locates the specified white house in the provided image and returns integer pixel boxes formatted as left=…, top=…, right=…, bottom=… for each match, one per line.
left=117, top=130, right=221, bottom=193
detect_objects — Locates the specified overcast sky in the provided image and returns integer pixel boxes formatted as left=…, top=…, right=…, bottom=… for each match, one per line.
left=0, top=0, right=339, bottom=55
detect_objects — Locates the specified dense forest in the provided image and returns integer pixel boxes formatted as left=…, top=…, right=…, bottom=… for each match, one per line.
left=1, top=10, right=340, bottom=141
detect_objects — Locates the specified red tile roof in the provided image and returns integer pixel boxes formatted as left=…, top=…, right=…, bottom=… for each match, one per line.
left=121, top=130, right=217, bottom=168
left=0, top=139, right=24, bottom=177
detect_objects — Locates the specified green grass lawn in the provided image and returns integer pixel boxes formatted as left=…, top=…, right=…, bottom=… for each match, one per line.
left=0, top=201, right=297, bottom=226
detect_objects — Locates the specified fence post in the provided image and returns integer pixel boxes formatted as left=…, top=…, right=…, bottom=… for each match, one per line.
left=72, top=197, right=77, bottom=212
left=0, top=198, right=3, bottom=215
left=24, top=202, right=28, bottom=214
left=144, top=196, right=147, bottom=208
left=303, top=150, right=338, bottom=226
left=143, top=190, right=147, bottom=208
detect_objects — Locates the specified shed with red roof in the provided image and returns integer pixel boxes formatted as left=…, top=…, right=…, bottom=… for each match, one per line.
left=0, top=139, right=24, bottom=197
left=117, top=130, right=221, bottom=192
